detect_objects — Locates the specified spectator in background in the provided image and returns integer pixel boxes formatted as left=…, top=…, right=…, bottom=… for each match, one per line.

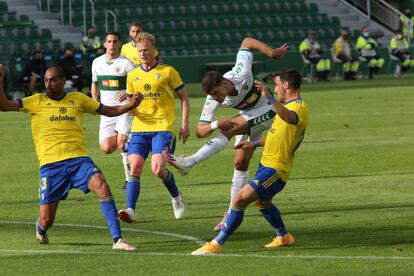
left=356, top=27, right=384, bottom=79
left=299, top=31, right=331, bottom=81
left=22, top=50, right=47, bottom=96
left=390, top=29, right=414, bottom=76
left=80, top=26, right=101, bottom=53
left=332, top=30, right=359, bottom=80
left=399, top=8, right=413, bottom=42
left=121, top=22, right=161, bottom=66
left=57, top=48, right=83, bottom=92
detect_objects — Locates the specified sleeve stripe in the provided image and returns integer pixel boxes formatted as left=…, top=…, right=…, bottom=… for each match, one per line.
left=126, top=94, right=133, bottom=97
left=199, top=120, right=211, bottom=124
left=17, top=99, right=23, bottom=108
left=174, top=83, right=185, bottom=92
left=96, top=103, right=103, bottom=113
left=239, top=48, right=252, bottom=53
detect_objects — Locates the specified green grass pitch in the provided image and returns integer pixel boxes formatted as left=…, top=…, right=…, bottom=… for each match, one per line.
left=0, top=77, right=413, bottom=275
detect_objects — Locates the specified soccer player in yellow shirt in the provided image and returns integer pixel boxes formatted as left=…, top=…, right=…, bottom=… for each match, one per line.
left=117, top=32, right=190, bottom=223
left=121, top=22, right=160, bottom=66
left=0, top=64, right=143, bottom=250
left=192, top=69, right=309, bottom=255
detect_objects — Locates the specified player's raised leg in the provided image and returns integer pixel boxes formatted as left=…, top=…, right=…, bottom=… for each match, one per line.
left=165, top=115, right=249, bottom=174
left=88, top=172, right=136, bottom=250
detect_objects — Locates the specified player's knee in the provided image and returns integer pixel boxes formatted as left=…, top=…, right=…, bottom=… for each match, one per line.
left=254, top=200, right=271, bottom=209
left=233, top=193, right=248, bottom=209
left=234, top=158, right=249, bottom=171
left=100, top=144, right=115, bottom=154
left=151, top=164, right=164, bottom=178
left=89, top=173, right=110, bottom=196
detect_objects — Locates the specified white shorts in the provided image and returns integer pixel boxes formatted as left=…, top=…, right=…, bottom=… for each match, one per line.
left=99, top=113, right=133, bottom=143
left=235, top=104, right=275, bottom=146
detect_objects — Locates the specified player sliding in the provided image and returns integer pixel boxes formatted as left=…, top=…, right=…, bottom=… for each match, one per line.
left=164, top=37, right=288, bottom=230
left=192, top=69, right=309, bottom=255
left=0, top=65, right=143, bottom=250
left=117, top=32, right=190, bottom=223
left=91, top=32, right=136, bottom=189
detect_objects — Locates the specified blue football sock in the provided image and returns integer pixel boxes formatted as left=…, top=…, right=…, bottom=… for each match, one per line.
left=259, top=204, right=288, bottom=237
left=214, top=206, right=245, bottom=245
left=126, top=177, right=140, bottom=210
left=99, top=196, right=121, bottom=240
left=162, top=170, right=179, bottom=198
left=36, top=218, right=46, bottom=235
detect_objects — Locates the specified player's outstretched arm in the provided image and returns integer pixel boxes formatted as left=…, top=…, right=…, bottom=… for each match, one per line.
left=196, top=119, right=238, bottom=138
left=98, top=92, right=143, bottom=117
left=176, top=88, right=190, bottom=144
left=240, top=37, right=289, bottom=60
left=0, top=64, right=19, bottom=112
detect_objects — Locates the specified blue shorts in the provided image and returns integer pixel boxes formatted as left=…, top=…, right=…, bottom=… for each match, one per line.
left=126, top=131, right=176, bottom=159
left=248, top=163, right=286, bottom=201
left=39, top=157, right=101, bottom=205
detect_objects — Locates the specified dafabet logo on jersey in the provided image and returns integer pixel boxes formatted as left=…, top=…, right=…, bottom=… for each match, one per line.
left=101, top=80, right=119, bottom=88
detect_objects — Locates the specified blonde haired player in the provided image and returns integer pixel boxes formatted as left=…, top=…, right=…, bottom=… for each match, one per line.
left=91, top=32, right=136, bottom=189
left=118, top=32, right=190, bottom=223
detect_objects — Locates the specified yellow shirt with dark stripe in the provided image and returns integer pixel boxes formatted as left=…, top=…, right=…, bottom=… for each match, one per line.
left=121, top=42, right=160, bottom=66
left=126, top=63, right=184, bottom=132
left=261, top=99, right=309, bottom=181
left=19, top=92, right=100, bottom=167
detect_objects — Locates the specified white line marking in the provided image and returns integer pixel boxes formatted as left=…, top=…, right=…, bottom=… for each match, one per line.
left=0, top=220, right=205, bottom=245
left=1, top=221, right=413, bottom=261
left=0, top=249, right=413, bottom=260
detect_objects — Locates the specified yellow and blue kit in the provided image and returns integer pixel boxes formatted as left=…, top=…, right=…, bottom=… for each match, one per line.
left=126, top=63, right=184, bottom=158
left=18, top=92, right=103, bottom=204
left=249, top=98, right=309, bottom=200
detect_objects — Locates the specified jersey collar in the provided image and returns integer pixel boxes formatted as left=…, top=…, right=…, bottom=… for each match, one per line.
left=284, top=97, right=301, bottom=105
left=47, top=92, right=67, bottom=101
left=140, top=63, right=158, bottom=72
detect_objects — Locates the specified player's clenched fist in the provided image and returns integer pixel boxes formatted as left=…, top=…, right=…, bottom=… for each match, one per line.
left=131, top=92, right=144, bottom=107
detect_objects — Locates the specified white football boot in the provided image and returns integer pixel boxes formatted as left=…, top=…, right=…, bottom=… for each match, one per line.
left=112, top=239, right=137, bottom=251
left=118, top=208, right=137, bottom=223
left=171, top=193, right=185, bottom=219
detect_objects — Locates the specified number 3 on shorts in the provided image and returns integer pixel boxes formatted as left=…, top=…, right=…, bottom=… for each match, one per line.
left=40, top=177, right=47, bottom=191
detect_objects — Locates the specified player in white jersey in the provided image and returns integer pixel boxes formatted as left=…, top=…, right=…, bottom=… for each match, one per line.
left=91, top=32, right=136, bottom=188
left=164, top=37, right=288, bottom=230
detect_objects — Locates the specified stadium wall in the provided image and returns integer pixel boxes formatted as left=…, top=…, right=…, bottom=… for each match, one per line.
left=164, top=47, right=394, bottom=83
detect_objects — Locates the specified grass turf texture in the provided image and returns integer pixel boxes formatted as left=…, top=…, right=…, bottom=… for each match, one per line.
left=0, top=76, right=414, bottom=275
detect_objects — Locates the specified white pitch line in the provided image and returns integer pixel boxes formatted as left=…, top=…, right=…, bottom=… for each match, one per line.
left=1, top=221, right=413, bottom=261
left=0, top=249, right=413, bottom=261
left=0, top=220, right=205, bottom=245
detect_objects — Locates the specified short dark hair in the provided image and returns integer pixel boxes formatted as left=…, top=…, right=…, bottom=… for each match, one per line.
left=275, top=69, right=302, bottom=91
left=201, top=71, right=224, bottom=94
left=105, top=31, right=121, bottom=41
left=129, top=22, right=143, bottom=31
left=47, top=65, right=66, bottom=79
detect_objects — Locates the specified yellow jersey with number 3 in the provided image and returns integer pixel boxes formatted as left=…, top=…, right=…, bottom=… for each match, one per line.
left=260, top=98, right=309, bottom=181
left=18, top=92, right=101, bottom=167
left=126, top=63, right=185, bottom=132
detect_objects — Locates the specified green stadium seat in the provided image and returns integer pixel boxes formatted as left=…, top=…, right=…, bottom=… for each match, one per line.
left=0, top=2, right=8, bottom=15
